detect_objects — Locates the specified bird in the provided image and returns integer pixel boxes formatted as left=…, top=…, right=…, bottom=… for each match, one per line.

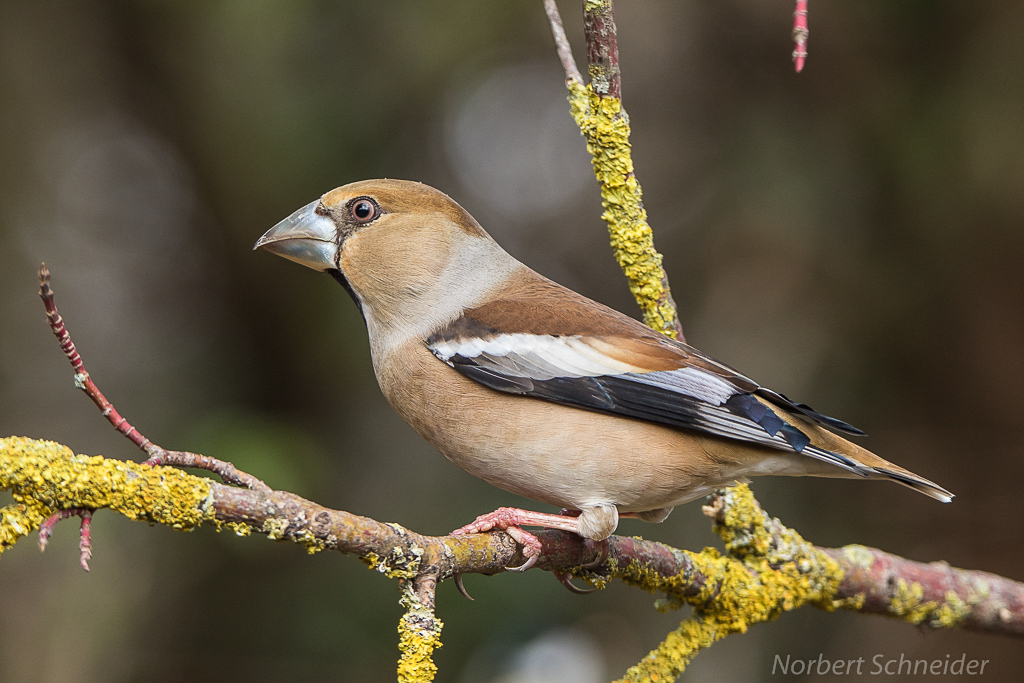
left=255, top=179, right=952, bottom=573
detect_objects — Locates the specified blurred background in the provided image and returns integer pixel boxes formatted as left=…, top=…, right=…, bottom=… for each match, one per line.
left=1, top=1, right=1023, bottom=681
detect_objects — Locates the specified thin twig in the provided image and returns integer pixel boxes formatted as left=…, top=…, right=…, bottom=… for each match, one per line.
left=793, top=0, right=809, bottom=72
left=542, top=0, right=582, bottom=85
left=39, top=264, right=154, bottom=454
left=37, top=507, right=93, bottom=571
left=37, top=264, right=269, bottom=493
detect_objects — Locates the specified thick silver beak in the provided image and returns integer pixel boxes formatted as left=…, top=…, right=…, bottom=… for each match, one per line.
left=254, top=199, right=338, bottom=272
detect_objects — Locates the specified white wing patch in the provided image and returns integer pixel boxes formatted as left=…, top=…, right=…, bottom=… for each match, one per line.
left=628, top=366, right=736, bottom=405
left=429, top=333, right=736, bottom=405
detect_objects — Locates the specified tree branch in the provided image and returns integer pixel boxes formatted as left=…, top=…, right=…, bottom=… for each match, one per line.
left=2, top=439, right=1021, bottom=676
left=543, top=0, right=685, bottom=341
left=582, top=0, right=620, bottom=99
left=39, top=264, right=269, bottom=492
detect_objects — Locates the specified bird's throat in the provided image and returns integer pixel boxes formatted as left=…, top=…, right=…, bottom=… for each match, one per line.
left=329, top=269, right=366, bottom=322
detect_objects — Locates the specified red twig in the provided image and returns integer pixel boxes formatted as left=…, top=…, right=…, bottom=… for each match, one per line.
left=39, top=265, right=153, bottom=453
left=37, top=264, right=269, bottom=493
left=582, top=0, right=621, bottom=99
left=792, top=0, right=809, bottom=72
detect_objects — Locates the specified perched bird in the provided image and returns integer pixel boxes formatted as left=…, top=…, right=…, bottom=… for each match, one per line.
left=255, top=179, right=952, bottom=570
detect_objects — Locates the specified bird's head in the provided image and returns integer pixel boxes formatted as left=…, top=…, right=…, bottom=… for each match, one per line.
left=255, top=179, right=518, bottom=336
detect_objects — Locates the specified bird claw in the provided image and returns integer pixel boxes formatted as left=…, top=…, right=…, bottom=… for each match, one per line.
left=503, top=526, right=542, bottom=571
left=38, top=508, right=94, bottom=571
left=582, top=539, right=609, bottom=569
left=505, top=553, right=539, bottom=572
left=453, top=573, right=475, bottom=600
left=554, top=570, right=598, bottom=594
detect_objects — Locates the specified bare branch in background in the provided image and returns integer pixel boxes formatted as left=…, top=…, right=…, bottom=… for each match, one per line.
left=38, top=265, right=269, bottom=494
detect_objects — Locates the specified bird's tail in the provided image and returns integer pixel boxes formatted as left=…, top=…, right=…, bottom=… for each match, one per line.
left=867, top=465, right=954, bottom=503
left=783, top=411, right=954, bottom=503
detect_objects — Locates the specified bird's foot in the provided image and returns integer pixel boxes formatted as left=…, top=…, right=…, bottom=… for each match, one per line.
left=503, top=527, right=542, bottom=572
left=553, top=570, right=598, bottom=594
left=582, top=538, right=609, bottom=569
left=450, top=506, right=582, bottom=571
left=551, top=536, right=607, bottom=594
left=38, top=508, right=94, bottom=571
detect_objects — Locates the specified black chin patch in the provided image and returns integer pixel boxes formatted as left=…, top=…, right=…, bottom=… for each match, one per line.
left=329, top=269, right=365, bottom=322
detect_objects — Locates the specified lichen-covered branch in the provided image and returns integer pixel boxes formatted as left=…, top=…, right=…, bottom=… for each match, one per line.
left=823, top=546, right=1024, bottom=636
left=0, top=437, right=213, bottom=556
left=544, top=0, right=684, bottom=340
left=397, top=576, right=444, bottom=683
left=3, top=437, right=1022, bottom=681
left=611, top=486, right=847, bottom=682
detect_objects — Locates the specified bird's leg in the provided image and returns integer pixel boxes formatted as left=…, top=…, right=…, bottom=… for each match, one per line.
left=549, top=508, right=603, bottom=593
left=451, top=507, right=584, bottom=536
left=450, top=507, right=583, bottom=571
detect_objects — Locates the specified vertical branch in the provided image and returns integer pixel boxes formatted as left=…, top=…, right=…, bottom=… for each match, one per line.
left=396, top=575, right=444, bottom=683
left=582, top=0, right=620, bottom=98
left=543, top=1, right=684, bottom=340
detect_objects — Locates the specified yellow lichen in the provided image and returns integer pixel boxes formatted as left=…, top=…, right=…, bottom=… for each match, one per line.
left=614, top=485, right=845, bottom=682
left=221, top=521, right=253, bottom=537
left=396, top=582, right=443, bottom=683
left=360, top=544, right=423, bottom=580
left=842, top=544, right=876, bottom=568
left=936, top=591, right=971, bottom=627
left=263, top=517, right=290, bottom=540
left=567, top=82, right=680, bottom=338
left=889, top=579, right=970, bottom=628
left=292, top=528, right=326, bottom=555
left=830, top=593, right=867, bottom=611
left=0, top=436, right=214, bottom=553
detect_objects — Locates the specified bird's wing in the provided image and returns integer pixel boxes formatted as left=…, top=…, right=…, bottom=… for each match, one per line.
left=425, top=285, right=869, bottom=476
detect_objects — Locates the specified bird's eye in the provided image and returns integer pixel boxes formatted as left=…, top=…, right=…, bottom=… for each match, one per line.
left=350, top=198, right=378, bottom=223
